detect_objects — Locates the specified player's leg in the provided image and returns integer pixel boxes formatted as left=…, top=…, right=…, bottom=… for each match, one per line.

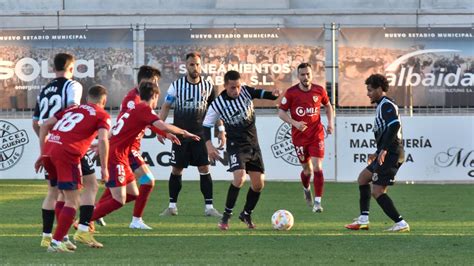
left=161, top=142, right=187, bottom=216
left=311, top=156, right=324, bottom=212
left=345, top=168, right=372, bottom=230
left=76, top=155, right=97, bottom=233
left=218, top=169, right=246, bottom=230
left=41, top=180, right=58, bottom=247
left=129, top=150, right=155, bottom=229
left=238, top=171, right=264, bottom=229
left=295, top=145, right=313, bottom=207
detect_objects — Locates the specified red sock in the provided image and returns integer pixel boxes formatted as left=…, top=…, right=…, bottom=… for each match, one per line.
left=55, top=201, right=65, bottom=221
left=126, top=193, right=137, bottom=203
left=133, top=184, right=153, bottom=217
left=313, top=170, right=324, bottom=197
left=97, top=188, right=112, bottom=204
left=91, top=198, right=123, bottom=221
left=53, top=206, right=76, bottom=241
left=300, top=171, right=311, bottom=189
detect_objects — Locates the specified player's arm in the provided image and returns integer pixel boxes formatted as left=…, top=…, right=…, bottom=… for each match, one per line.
left=323, top=102, right=334, bottom=135
left=215, top=119, right=226, bottom=149
left=97, top=128, right=109, bottom=183
left=159, top=83, right=176, bottom=121
left=248, top=86, right=281, bottom=100
left=278, top=109, right=307, bottom=132
left=32, top=101, right=41, bottom=136
left=151, top=119, right=199, bottom=142
left=34, top=116, right=58, bottom=173
left=202, top=106, right=221, bottom=162
left=377, top=103, right=401, bottom=165
left=66, top=81, right=82, bottom=107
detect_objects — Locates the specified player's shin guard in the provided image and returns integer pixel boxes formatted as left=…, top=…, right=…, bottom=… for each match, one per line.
left=200, top=173, right=213, bottom=205
left=55, top=201, right=65, bottom=221
left=313, top=170, right=324, bottom=197
left=91, top=198, right=124, bottom=221
left=243, top=188, right=261, bottom=215
left=376, top=194, right=403, bottom=223
left=42, top=209, right=55, bottom=234
left=79, top=205, right=94, bottom=226
left=169, top=174, right=182, bottom=203
left=134, top=184, right=153, bottom=217
left=53, top=206, right=76, bottom=242
left=359, top=184, right=371, bottom=216
left=300, top=171, right=311, bottom=189
left=224, top=184, right=240, bottom=214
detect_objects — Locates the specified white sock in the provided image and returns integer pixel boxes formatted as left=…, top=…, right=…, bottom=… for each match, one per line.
left=78, top=224, right=89, bottom=232
left=359, top=215, right=369, bottom=222
left=315, top=197, right=322, bottom=203
left=397, top=220, right=407, bottom=226
left=205, top=204, right=214, bottom=210
left=42, top=233, right=52, bottom=237
left=52, top=239, right=62, bottom=245
left=132, top=216, right=142, bottom=223
left=169, top=203, right=177, bottom=209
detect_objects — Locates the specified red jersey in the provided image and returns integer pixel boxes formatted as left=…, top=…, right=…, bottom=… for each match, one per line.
left=44, top=103, right=111, bottom=161
left=110, top=102, right=160, bottom=165
left=279, top=83, right=329, bottom=145
left=119, top=87, right=143, bottom=150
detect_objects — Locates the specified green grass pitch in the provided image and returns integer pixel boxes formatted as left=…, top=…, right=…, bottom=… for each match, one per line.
left=1, top=180, right=473, bottom=264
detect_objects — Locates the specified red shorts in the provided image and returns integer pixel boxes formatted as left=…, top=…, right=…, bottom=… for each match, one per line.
left=128, top=149, right=146, bottom=171
left=293, top=139, right=325, bottom=164
left=106, top=161, right=135, bottom=187
left=42, top=155, right=82, bottom=190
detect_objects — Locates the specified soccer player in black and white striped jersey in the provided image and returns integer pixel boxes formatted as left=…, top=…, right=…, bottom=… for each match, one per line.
left=345, top=74, right=410, bottom=232
left=203, top=70, right=281, bottom=230
left=159, top=52, right=225, bottom=217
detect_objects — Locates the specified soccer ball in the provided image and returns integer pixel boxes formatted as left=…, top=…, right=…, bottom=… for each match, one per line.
left=271, top=210, right=294, bottom=230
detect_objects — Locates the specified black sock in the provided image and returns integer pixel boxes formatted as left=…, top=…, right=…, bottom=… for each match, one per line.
left=169, top=173, right=182, bottom=203
left=224, top=184, right=240, bottom=214
left=359, top=184, right=371, bottom=216
left=244, top=188, right=261, bottom=215
left=79, top=205, right=95, bottom=226
left=376, top=194, right=403, bottom=223
left=200, top=173, right=213, bottom=205
left=42, top=209, right=55, bottom=234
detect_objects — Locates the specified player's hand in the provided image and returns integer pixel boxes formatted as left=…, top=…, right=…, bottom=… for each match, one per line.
left=326, top=125, right=334, bottom=135
left=89, top=143, right=99, bottom=154
left=206, top=141, right=220, bottom=163
left=183, top=130, right=200, bottom=141
left=272, top=89, right=282, bottom=97
left=293, top=121, right=308, bottom=132
left=34, top=156, right=44, bottom=173
left=166, top=133, right=181, bottom=145
left=100, top=168, right=109, bottom=184
left=377, top=150, right=387, bottom=165
left=367, top=153, right=377, bottom=165
left=156, top=134, right=166, bottom=144
left=217, top=131, right=226, bottom=149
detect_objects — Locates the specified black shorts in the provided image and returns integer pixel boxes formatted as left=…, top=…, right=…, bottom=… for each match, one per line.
left=366, top=152, right=404, bottom=186
left=170, top=138, right=209, bottom=168
left=44, top=152, right=95, bottom=187
left=227, top=144, right=265, bottom=173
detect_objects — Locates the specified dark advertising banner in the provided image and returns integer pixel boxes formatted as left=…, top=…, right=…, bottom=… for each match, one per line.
left=339, top=28, right=474, bottom=107
left=0, top=29, right=133, bottom=109
left=145, top=28, right=325, bottom=107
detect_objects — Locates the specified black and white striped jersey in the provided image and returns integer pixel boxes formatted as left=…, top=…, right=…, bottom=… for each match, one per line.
left=203, top=85, right=269, bottom=146
left=164, top=76, right=215, bottom=137
left=373, top=96, right=403, bottom=153
left=32, top=77, right=82, bottom=123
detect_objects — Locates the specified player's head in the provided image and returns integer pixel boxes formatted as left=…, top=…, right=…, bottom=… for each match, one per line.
left=53, top=53, right=75, bottom=78
left=137, top=65, right=161, bottom=86
left=297, top=63, right=313, bottom=88
left=87, top=84, right=108, bottom=107
left=139, top=81, right=160, bottom=108
left=365, top=74, right=389, bottom=103
left=224, top=70, right=242, bottom=99
left=185, top=52, right=202, bottom=80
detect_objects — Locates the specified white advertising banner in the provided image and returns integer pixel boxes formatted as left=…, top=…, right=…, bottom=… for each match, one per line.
left=0, top=116, right=335, bottom=181
left=336, top=116, right=474, bottom=182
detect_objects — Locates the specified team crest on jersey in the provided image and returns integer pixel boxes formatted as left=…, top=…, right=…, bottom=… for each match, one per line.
left=0, top=120, right=30, bottom=171
left=281, top=97, right=287, bottom=105
left=270, top=123, right=299, bottom=166
left=118, top=174, right=125, bottom=183
left=127, top=101, right=135, bottom=109
left=313, top=96, right=319, bottom=102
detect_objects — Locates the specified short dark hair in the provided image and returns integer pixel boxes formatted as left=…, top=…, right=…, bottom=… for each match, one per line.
left=137, top=65, right=161, bottom=84
left=365, top=74, right=389, bottom=92
left=139, top=81, right=160, bottom=101
left=224, top=70, right=241, bottom=84
left=54, top=53, right=75, bottom=71
left=297, top=62, right=312, bottom=72
left=88, top=85, right=107, bottom=100
left=186, top=52, right=201, bottom=60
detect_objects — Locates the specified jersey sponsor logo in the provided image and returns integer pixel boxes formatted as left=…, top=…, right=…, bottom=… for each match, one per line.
left=0, top=120, right=30, bottom=170
left=295, top=106, right=319, bottom=117
left=270, top=123, right=299, bottom=166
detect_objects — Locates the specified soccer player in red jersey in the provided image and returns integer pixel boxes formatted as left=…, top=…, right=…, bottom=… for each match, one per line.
left=35, top=85, right=111, bottom=252
left=90, top=82, right=199, bottom=227
left=96, top=65, right=165, bottom=229
left=278, top=63, right=334, bottom=212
